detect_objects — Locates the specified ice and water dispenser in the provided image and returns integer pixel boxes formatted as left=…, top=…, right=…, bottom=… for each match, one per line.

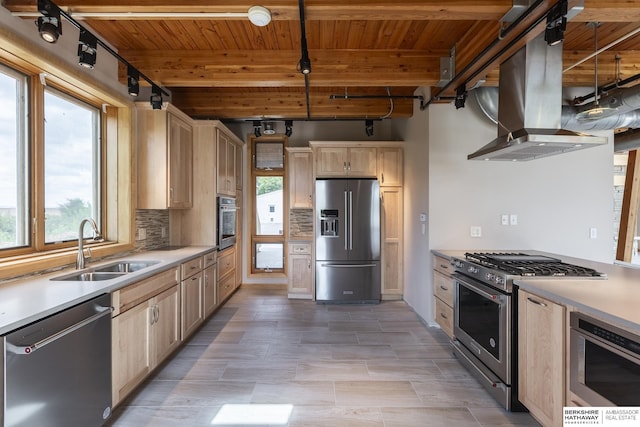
left=320, top=209, right=339, bottom=237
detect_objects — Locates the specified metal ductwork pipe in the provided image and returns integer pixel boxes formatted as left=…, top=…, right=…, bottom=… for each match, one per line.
left=614, top=129, right=640, bottom=152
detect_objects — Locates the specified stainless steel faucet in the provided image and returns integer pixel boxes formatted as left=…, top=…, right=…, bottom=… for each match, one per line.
left=77, top=218, right=102, bottom=269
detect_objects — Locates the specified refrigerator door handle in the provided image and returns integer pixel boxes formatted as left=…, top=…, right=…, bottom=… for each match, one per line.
left=349, top=190, right=353, bottom=250
left=344, top=190, right=348, bottom=250
left=320, top=263, right=378, bottom=268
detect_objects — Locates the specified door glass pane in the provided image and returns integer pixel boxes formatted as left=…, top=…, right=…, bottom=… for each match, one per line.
left=255, top=176, right=283, bottom=236
left=458, top=284, right=501, bottom=360
left=44, top=89, right=100, bottom=243
left=0, top=66, right=28, bottom=249
left=255, top=243, right=283, bottom=269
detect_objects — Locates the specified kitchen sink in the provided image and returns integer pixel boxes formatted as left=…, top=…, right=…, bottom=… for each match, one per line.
left=51, top=260, right=159, bottom=281
left=94, top=260, right=159, bottom=273
left=52, top=271, right=127, bottom=281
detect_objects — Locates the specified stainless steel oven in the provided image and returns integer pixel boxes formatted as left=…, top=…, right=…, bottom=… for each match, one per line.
left=217, top=196, right=237, bottom=250
left=453, top=271, right=514, bottom=409
left=570, top=312, right=640, bottom=406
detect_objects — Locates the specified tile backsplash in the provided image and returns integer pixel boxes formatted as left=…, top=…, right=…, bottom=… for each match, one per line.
left=135, top=209, right=170, bottom=250
left=289, top=209, right=313, bottom=238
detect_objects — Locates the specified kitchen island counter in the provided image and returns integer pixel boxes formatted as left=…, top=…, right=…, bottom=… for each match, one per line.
left=0, top=246, right=214, bottom=335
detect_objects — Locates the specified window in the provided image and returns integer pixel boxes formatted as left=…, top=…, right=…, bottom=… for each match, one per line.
left=44, top=88, right=100, bottom=244
left=0, top=61, right=105, bottom=257
left=0, top=65, right=29, bottom=250
left=250, top=138, right=286, bottom=274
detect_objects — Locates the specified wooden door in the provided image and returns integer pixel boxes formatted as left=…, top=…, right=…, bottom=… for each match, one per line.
left=289, top=150, right=313, bottom=209
left=203, top=264, right=218, bottom=317
left=347, top=147, right=377, bottom=177
left=181, top=271, right=203, bottom=339
left=168, top=113, right=193, bottom=208
left=217, top=132, right=229, bottom=194
left=378, top=148, right=403, bottom=186
left=315, top=147, right=348, bottom=176
left=288, top=254, right=312, bottom=296
left=381, top=187, right=403, bottom=297
left=152, top=285, right=181, bottom=365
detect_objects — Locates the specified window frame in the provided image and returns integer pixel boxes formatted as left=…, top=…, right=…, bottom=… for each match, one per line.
left=248, top=135, right=288, bottom=276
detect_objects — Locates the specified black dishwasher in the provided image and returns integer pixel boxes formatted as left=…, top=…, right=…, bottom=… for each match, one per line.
left=2, top=293, right=113, bottom=427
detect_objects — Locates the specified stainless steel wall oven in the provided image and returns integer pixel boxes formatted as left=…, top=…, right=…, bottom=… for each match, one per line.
left=570, top=312, right=640, bottom=406
left=217, top=196, right=237, bottom=250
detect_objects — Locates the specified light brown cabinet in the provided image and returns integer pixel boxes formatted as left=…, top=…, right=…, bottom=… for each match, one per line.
left=432, top=254, right=454, bottom=338
left=111, top=267, right=181, bottom=405
left=235, top=188, right=243, bottom=288
left=518, top=290, right=565, bottom=427
left=288, top=242, right=313, bottom=299
left=381, top=187, right=403, bottom=299
left=203, top=263, right=218, bottom=317
left=315, top=146, right=377, bottom=177
left=137, top=103, right=193, bottom=209
left=181, top=256, right=204, bottom=340
left=217, top=129, right=237, bottom=196
left=378, top=147, right=403, bottom=186
left=217, top=246, right=237, bottom=302
left=287, top=148, right=313, bottom=209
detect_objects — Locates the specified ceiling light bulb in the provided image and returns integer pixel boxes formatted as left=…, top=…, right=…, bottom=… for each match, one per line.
left=37, top=0, right=62, bottom=43
left=127, top=66, right=140, bottom=97
left=247, top=6, right=271, bottom=27
left=78, top=30, right=98, bottom=69
left=263, top=121, right=276, bottom=135
left=150, top=85, right=163, bottom=109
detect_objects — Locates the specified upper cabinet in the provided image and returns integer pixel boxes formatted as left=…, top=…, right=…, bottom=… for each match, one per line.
left=137, top=103, right=193, bottom=209
left=378, top=147, right=403, bottom=186
left=315, top=146, right=377, bottom=178
left=287, top=147, right=313, bottom=209
left=217, top=129, right=237, bottom=196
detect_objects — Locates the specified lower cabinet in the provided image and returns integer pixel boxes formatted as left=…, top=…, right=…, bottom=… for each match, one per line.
left=203, top=263, right=218, bottom=318
left=217, top=246, right=237, bottom=303
left=381, top=187, right=403, bottom=299
left=288, top=242, right=313, bottom=299
left=432, top=254, right=454, bottom=338
left=518, top=289, right=565, bottom=427
left=112, top=280, right=180, bottom=405
left=181, top=256, right=204, bottom=340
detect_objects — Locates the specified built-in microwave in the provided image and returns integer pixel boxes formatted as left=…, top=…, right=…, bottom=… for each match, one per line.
left=570, top=312, right=640, bottom=406
left=217, top=196, right=237, bottom=251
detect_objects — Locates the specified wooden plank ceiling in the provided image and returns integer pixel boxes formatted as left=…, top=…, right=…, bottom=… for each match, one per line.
left=5, top=0, right=640, bottom=120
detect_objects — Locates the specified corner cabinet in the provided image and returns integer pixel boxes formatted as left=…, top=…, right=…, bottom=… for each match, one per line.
left=518, top=289, right=565, bottom=427
left=137, top=103, right=193, bottom=209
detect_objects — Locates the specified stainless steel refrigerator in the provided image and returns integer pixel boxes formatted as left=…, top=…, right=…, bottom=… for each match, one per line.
left=315, top=178, right=381, bottom=303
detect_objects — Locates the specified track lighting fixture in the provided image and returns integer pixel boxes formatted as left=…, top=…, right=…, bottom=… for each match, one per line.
left=285, top=120, right=293, bottom=137
left=545, top=0, right=568, bottom=46
left=150, top=84, right=163, bottom=110
left=253, top=121, right=262, bottom=137
left=365, top=119, right=374, bottom=137
left=127, top=66, right=140, bottom=97
left=77, top=29, right=98, bottom=69
left=263, top=121, right=276, bottom=135
left=36, top=0, right=61, bottom=43
left=454, top=84, right=467, bottom=109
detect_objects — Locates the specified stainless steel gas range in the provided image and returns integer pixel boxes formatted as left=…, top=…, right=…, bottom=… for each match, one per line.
left=450, top=252, right=605, bottom=411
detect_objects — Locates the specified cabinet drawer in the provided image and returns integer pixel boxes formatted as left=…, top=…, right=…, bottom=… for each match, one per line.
left=435, top=297, right=454, bottom=338
left=217, top=248, right=236, bottom=279
left=217, top=273, right=235, bottom=303
left=433, top=270, right=454, bottom=307
left=289, top=243, right=311, bottom=254
left=181, top=257, right=202, bottom=280
left=114, top=267, right=179, bottom=315
left=433, top=255, right=453, bottom=276
left=203, top=251, right=217, bottom=268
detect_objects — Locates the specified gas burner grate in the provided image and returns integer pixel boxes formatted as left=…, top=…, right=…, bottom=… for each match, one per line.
left=464, top=252, right=605, bottom=277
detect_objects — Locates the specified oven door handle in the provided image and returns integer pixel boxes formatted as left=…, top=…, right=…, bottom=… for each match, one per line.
left=453, top=273, right=503, bottom=301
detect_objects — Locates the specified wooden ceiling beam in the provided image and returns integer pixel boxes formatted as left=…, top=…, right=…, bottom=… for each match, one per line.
left=118, top=49, right=442, bottom=87
left=171, top=87, right=414, bottom=119
left=4, top=0, right=512, bottom=21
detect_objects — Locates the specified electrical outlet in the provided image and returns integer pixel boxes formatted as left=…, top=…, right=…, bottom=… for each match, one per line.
left=137, top=228, right=147, bottom=240
left=470, top=226, right=482, bottom=238
left=590, top=227, right=598, bottom=239
left=509, top=214, right=518, bottom=226
left=161, top=227, right=167, bottom=238
left=501, top=214, right=509, bottom=226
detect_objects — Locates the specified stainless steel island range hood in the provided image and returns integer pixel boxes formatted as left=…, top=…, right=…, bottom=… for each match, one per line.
left=468, top=35, right=607, bottom=161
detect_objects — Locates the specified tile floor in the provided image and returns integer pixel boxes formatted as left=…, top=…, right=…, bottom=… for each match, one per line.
left=106, top=286, right=540, bottom=427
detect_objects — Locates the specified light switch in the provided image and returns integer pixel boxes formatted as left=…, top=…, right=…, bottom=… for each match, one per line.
left=501, top=214, right=509, bottom=226
left=470, top=226, right=482, bottom=238
left=590, top=227, right=598, bottom=239
left=509, top=214, right=518, bottom=226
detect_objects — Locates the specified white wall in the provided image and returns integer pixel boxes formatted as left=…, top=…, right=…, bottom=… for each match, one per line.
left=392, top=97, right=432, bottom=324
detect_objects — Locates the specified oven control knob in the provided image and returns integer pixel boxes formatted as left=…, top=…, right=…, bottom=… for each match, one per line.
left=486, top=273, right=494, bottom=281
left=496, top=276, right=504, bottom=285
left=468, top=266, right=479, bottom=274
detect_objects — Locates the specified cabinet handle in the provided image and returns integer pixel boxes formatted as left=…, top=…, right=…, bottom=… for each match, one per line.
left=381, top=173, right=384, bottom=184
left=190, top=265, right=197, bottom=270
left=191, top=276, right=198, bottom=281
left=440, top=312, right=448, bottom=320
left=439, top=285, right=448, bottom=291
left=527, top=297, right=548, bottom=307
left=156, top=305, right=160, bottom=322
left=440, top=264, right=449, bottom=270
left=347, top=161, right=351, bottom=171
left=169, top=187, right=174, bottom=202
left=343, top=161, right=347, bottom=171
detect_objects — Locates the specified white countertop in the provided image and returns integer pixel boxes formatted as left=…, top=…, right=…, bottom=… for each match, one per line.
left=432, top=249, right=640, bottom=332
left=0, top=246, right=214, bottom=335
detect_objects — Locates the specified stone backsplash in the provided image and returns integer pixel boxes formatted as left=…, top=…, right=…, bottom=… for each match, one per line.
left=135, top=209, right=170, bottom=250
left=289, top=209, right=313, bottom=238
